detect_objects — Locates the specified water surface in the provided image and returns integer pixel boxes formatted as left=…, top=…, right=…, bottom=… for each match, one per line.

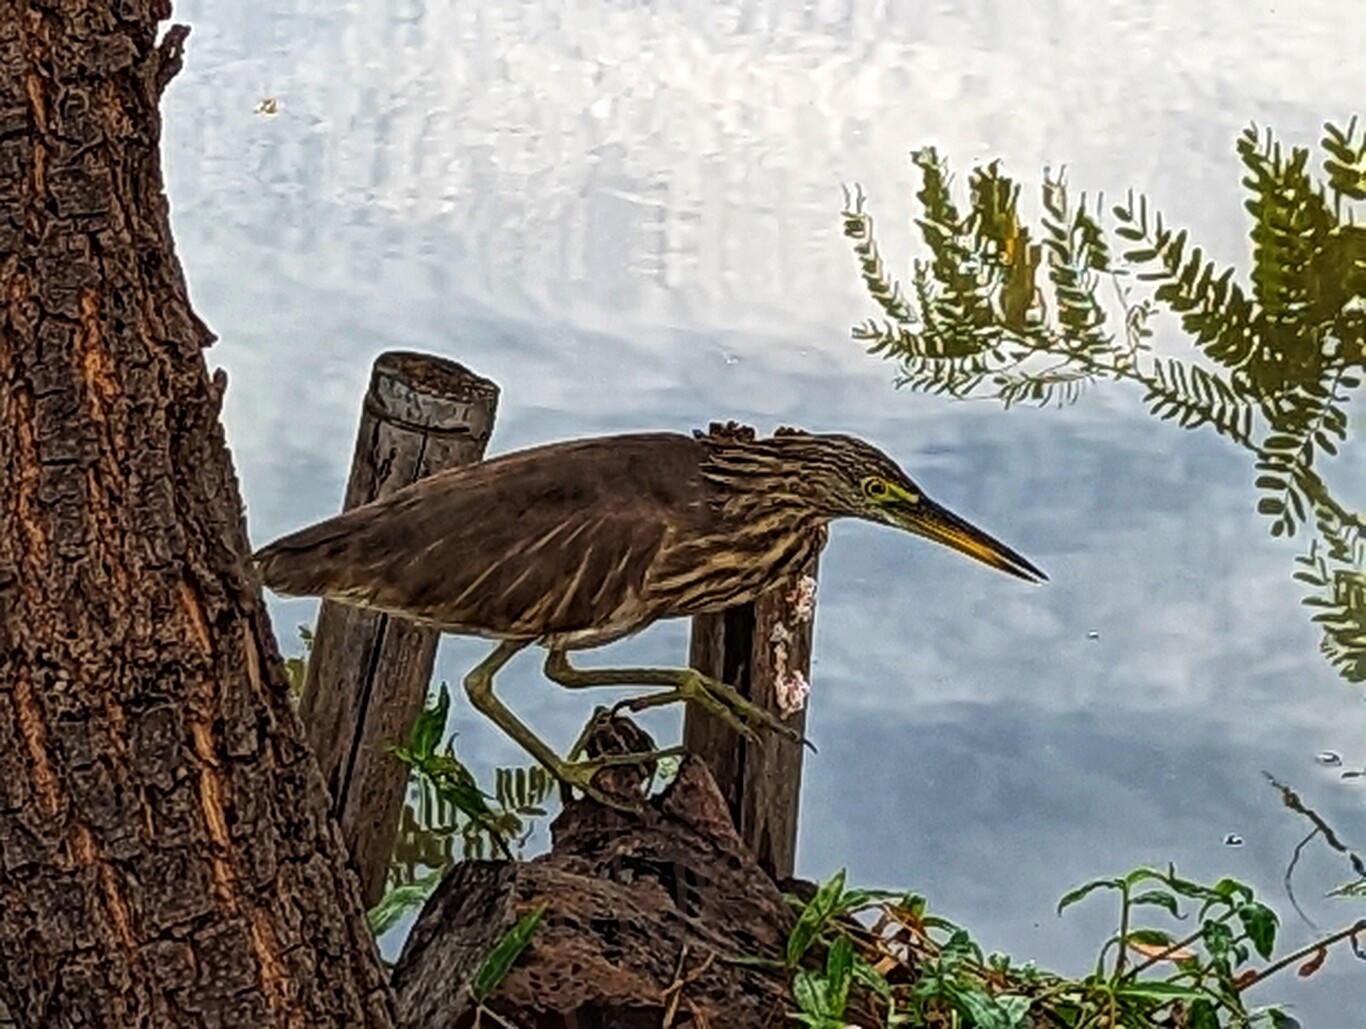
left=165, top=1, right=1365, bottom=1020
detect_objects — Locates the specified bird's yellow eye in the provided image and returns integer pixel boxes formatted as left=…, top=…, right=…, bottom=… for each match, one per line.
left=862, top=477, right=890, bottom=501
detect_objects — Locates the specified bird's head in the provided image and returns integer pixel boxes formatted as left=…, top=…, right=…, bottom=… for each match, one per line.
left=781, top=430, right=1048, bottom=583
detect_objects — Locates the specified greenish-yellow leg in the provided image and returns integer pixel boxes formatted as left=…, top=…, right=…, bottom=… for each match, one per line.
left=463, top=640, right=674, bottom=809
left=542, top=649, right=802, bottom=746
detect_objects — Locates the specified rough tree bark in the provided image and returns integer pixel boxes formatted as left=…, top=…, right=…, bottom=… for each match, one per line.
left=0, top=5, right=395, bottom=1026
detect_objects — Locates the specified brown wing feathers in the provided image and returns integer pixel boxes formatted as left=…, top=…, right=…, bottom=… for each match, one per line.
left=251, top=433, right=709, bottom=639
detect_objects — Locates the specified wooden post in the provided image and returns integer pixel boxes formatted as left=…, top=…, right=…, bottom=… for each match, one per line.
left=299, top=351, right=498, bottom=906
left=684, top=430, right=823, bottom=882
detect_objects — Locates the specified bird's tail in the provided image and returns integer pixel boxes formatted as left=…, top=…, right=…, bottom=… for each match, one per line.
left=252, top=516, right=363, bottom=599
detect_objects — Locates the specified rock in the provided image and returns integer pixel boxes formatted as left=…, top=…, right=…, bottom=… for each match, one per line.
left=392, top=718, right=796, bottom=1028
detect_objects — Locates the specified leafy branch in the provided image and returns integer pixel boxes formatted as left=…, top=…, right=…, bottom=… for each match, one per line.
left=766, top=852, right=1361, bottom=1028
left=389, top=683, right=553, bottom=869
left=844, top=119, right=1365, bottom=682
left=278, top=631, right=554, bottom=935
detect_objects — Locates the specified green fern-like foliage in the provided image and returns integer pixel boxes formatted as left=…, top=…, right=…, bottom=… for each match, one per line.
left=387, top=684, right=554, bottom=887
left=276, top=645, right=557, bottom=932
left=372, top=758, right=554, bottom=937
left=847, top=152, right=1137, bottom=406
left=845, top=120, right=1364, bottom=683
left=1295, top=528, right=1366, bottom=683
left=1322, top=117, right=1366, bottom=204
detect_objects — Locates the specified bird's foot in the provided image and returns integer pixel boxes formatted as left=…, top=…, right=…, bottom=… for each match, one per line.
left=553, top=746, right=686, bottom=812
left=612, top=672, right=810, bottom=749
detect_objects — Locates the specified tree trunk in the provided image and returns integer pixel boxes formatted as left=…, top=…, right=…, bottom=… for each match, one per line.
left=0, top=5, right=394, bottom=1026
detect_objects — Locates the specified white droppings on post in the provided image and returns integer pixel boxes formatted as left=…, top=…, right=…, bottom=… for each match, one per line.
left=766, top=574, right=818, bottom=715
left=788, top=575, right=817, bottom=623
left=775, top=669, right=810, bottom=716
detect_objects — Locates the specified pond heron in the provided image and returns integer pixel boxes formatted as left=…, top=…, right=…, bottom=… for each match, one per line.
left=254, top=423, right=1045, bottom=803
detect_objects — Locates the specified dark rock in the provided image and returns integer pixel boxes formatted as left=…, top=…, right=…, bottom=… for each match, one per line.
left=392, top=719, right=796, bottom=1028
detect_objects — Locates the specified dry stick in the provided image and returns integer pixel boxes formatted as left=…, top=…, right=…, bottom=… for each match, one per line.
left=471, top=1003, right=526, bottom=1029
left=660, top=944, right=690, bottom=1028
left=660, top=946, right=716, bottom=1029
left=1124, top=776, right=1366, bottom=984
left=1284, top=827, right=1323, bottom=929
left=1266, top=772, right=1366, bottom=880
left=1267, top=771, right=1366, bottom=931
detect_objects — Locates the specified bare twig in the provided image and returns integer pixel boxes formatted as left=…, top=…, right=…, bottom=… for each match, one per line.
left=661, top=945, right=715, bottom=1028
left=1266, top=773, right=1366, bottom=882
left=1284, top=826, right=1322, bottom=929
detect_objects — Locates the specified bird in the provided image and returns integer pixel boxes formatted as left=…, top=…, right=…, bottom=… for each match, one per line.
left=253, top=422, right=1045, bottom=804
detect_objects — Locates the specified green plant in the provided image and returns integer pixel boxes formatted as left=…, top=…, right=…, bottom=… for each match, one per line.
left=767, top=861, right=1360, bottom=1028
left=445, top=906, right=548, bottom=1028
left=366, top=868, right=443, bottom=937
left=761, top=870, right=1038, bottom=1027
left=844, top=120, right=1364, bottom=683
left=1054, top=866, right=1282, bottom=1026
left=389, top=683, right=554, bottom=864
left=371, top=685, right=554, bottom=930
left=279, top=623, right=554, bottom=927
left=282, top=624, right=314, bottom=698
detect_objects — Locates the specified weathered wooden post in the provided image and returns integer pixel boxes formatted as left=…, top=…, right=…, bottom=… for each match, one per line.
left=684, top=424, right=823, bottom=882
left=299, top=351, right=498, bottom=905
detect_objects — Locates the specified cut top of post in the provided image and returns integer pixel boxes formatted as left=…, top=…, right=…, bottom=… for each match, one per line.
left=366, top=351, right=500, bottom=441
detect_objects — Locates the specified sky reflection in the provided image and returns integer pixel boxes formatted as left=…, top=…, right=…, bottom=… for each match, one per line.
left=164, top=1, right=1364, bottom=1020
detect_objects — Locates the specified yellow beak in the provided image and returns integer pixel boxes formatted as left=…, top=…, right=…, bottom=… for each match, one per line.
left=892, top=497, right=1047, bottom=583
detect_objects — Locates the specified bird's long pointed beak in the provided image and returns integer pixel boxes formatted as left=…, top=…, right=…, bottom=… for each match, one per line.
left=892, top=497, right=1047, bottom=583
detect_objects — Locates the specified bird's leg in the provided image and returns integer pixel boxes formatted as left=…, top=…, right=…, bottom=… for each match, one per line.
left=543, top=649, right=803, bottom=746
left=463, top=639, right=563, bottom=772
left=464, top=642, right=662, bottom=811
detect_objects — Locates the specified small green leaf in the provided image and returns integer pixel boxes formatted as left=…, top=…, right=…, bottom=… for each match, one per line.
left=997, top=995, right=1033, bottom=1026
left=1249, top=1007, right=1304, bottom=1029
left=409, top=685, right=450, bottom=761
left=1130, top=890, right=1183, bottom=918
left=1125, top=927, right=1174, bottom=948
left=366, top=870, right=441, bottom=936
left=825, top=935, right=854, bottom=1016
left=1202, top=919, right=1235, bottom=959
left=1211, top=878, right=1253, bottom=903
left=791, top=969, right=829, bottom=1017
left=786, top=869, right=846, bottom=967
left=951, top=984, right=1026, bottom=1029
left=471, top=905, right=546, bottom=1002
left=1122, top=866, right=1168, bottom=888
left=1115, top=981, right=1205, bottom=1001
left=1188, top=998, right=1221, bottom=1029
left=1237, top=901, right=1279, bottom=960
left=1057, top=877, right=1121, bottom=914
left=897, top=893, right=928, bottom=918
left=850, top=953, right=893, bottom=1003
left=837, top=887, right=905, bottom=912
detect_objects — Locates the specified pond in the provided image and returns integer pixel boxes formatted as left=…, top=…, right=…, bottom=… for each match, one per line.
left=164, top=1, right=1364, bottom=1022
